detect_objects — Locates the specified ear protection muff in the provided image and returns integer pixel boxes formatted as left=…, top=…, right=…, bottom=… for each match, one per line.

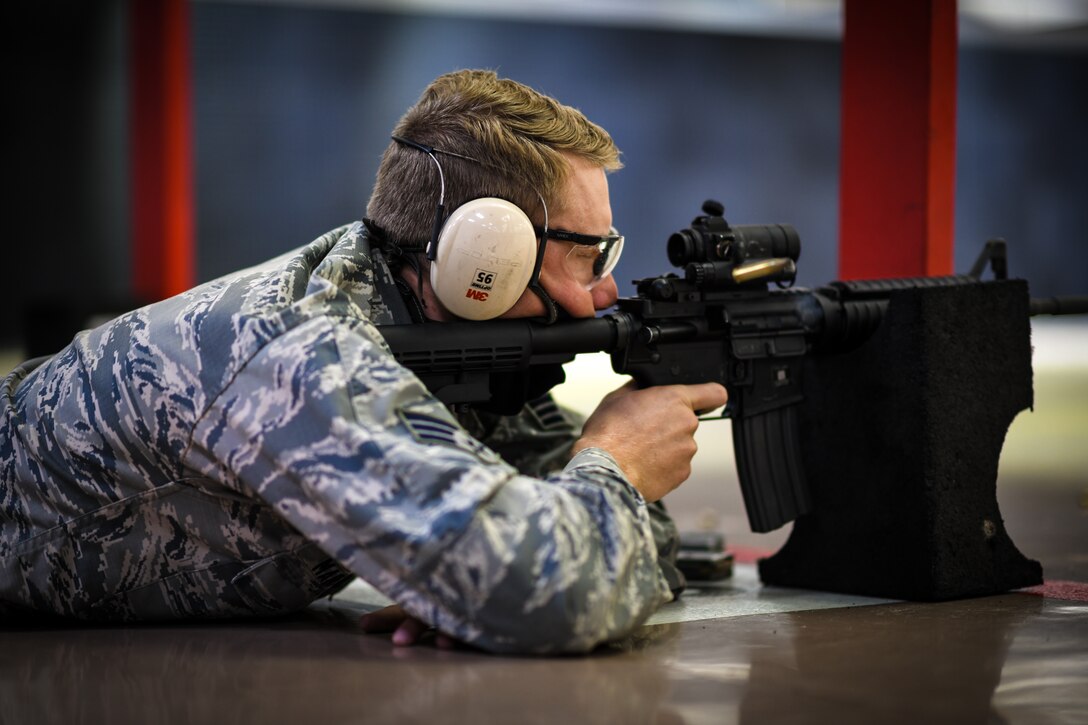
left=429, top=197, right=539, bottom=320
left=391, top=135, right=549, bottom=321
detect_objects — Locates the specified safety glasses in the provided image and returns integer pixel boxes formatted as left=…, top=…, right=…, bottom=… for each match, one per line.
left=536, top=226, right=624, bottom=290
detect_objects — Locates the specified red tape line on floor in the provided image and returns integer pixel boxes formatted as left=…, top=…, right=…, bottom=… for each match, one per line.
left=727, top=547, right=775, bottom=565
left=1019, top=581, right=1088, bottom=602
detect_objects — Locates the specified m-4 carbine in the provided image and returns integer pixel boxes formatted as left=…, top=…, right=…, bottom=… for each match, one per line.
left=378, top=200, right=1087, bottom=533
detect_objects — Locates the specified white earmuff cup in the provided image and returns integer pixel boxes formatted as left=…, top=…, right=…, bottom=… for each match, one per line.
left=429, top=198, right=538, bottom=320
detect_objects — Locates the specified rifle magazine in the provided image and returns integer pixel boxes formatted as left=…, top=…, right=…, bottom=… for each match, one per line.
left=732, top=404, right=812, bottom=533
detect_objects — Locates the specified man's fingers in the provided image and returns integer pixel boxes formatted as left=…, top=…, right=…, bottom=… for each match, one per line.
left=359, top=604, right=408, bottom=633
left=360, top=604, right=457, bottom=649
left=682, top=382, right=729, bottom=414
left=435, top=633, right=459, bottom=650
left=361, top=604, right=431, bottom=646
left=392, top=616, right=430, bottom=646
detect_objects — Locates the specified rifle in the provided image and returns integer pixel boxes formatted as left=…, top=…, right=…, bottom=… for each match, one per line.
left=377, top=200, right=1088, bottom=534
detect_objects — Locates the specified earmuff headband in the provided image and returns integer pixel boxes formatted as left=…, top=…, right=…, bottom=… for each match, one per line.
left=391, top=136, right=446, bottom=262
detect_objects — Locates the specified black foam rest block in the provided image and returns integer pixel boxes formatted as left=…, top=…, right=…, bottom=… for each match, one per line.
left=759, top=280, right=1043, bottom=600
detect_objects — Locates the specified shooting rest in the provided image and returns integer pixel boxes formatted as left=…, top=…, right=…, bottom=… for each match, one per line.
left=759, top=279, right=1043, bottom=600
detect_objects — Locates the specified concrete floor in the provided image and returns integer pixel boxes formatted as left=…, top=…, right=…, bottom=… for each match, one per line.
left=3, top=503, right=1084, bottom=725
left=2, top=319, right=1086, bottom=724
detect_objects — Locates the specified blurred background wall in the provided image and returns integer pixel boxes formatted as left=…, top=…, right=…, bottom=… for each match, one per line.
left=5, top=0, right=1087, bottom=353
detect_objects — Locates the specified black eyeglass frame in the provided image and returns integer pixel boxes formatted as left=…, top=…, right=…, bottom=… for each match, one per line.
left=533, top=226, right=622, bottom=249
left=534, top=225, right=624, bottom=287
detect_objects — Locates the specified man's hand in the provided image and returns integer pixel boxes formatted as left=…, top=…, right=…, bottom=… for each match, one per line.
left=572, top=381, right=728, bottom=502
left=359, top=605, right=460, bottom=649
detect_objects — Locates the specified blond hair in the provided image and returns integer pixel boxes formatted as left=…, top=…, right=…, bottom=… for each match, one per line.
left=366, top=69, right=621, bottom=248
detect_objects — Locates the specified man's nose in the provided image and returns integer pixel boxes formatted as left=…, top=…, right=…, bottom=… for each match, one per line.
left=592, top=275, right=619, bottom=311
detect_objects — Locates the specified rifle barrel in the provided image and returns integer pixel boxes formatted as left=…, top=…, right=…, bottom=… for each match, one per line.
left=1029, top=296, right=1088, bottom=316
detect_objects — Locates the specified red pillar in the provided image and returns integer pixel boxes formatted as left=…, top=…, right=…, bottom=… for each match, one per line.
left=839, top=0, right=957, bottom=279
left=130, top=0, right=195, bottom=301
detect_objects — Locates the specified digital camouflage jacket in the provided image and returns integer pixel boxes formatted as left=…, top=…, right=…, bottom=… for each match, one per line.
left=0, top=223, right=674, bottom=653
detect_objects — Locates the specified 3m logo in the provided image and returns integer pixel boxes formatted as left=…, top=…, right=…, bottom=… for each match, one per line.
left=465, top=289, right=489, bottom=301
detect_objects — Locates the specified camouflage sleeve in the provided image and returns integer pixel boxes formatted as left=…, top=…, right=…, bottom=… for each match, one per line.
left=460, top=396, right=687, bottom=596
left=454, top=393, right=586, bottom=478
left=183, top=314, right=673, bottom=654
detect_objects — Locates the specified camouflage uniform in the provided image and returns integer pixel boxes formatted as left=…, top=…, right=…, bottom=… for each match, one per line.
left=0, top=223, right=676, bottom=653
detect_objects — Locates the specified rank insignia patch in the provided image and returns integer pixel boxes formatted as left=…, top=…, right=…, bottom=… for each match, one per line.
left=398, top=409, right=501, bottom=464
